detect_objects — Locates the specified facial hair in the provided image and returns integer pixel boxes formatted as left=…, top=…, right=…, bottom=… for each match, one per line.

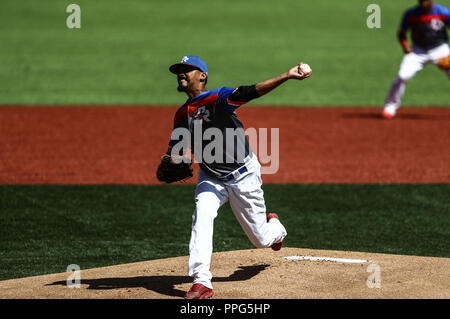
left=177, top=83, right=187, bottom=92
left=177, top=76, right=188, bottom=92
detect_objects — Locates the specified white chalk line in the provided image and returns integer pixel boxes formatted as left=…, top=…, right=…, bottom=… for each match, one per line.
left=283, top=256, right=369, bottom=264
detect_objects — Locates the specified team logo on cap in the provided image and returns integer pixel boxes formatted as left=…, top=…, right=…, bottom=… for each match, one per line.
left=181, top=56, right=189, bottom=63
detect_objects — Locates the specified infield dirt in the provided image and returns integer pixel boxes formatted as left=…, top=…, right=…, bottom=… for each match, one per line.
left=0, top=106, right=449, bottom=184
left=1, top=247, right=449, bottom=299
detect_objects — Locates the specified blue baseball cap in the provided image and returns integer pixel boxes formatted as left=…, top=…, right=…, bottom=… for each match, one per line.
left=169, top=56, right=208, bottom=76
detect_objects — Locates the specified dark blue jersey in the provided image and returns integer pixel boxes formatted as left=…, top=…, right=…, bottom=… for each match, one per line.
left=400, top=2, right=450, bottom=50
left=168, top=87, right=255, bottom=180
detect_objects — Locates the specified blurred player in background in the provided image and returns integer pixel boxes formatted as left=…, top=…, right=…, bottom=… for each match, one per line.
left=382, top=0, right=450, bottom=119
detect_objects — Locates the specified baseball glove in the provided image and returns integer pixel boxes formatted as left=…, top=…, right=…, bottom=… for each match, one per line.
left=156, top=154, right=193, bottom=183
left=437, top=55, right=450, bottom=70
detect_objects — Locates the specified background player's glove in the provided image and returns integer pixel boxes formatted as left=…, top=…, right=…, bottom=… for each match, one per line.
left=156, top=154, right=193, bottom=183
left=437, top=55, right=450, bottom=70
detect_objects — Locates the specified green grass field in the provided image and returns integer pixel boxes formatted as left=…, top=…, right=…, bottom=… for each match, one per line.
left=1, top=0, right=449, bottom=105
left=1, top=184, right=449, bottom=281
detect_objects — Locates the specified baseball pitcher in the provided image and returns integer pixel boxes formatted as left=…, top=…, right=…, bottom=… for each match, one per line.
left=156, top=55, right=312, bottom=299
left=382, top=0, right=450, bottom=119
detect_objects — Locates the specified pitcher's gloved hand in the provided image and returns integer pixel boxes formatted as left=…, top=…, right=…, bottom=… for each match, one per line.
left=437, top=55, right=450, bottom=70
left=156, top=154, right=193, bottom=183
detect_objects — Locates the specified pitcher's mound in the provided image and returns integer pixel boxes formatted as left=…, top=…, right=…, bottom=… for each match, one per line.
left=1, top=247, right=449, bottom=299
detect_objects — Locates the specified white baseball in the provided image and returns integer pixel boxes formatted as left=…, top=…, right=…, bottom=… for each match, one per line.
left=299, top=63, right=311, bottom=73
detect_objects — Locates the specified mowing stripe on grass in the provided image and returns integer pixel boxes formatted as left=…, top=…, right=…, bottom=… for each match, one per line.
left=1, top=184, right=449, bottom=280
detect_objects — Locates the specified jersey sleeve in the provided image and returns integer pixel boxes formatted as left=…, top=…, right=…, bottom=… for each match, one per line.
left=217, top=86, right=260, bottom=113
left=433, top=3, right=450, bottom=27
left=217, top=87, right=241, bottom=113
left=399, top=10, right=410, bottom=32
left=444, top=6, right=450, bottom=27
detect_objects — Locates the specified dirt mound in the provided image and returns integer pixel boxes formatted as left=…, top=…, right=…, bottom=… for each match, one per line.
left=1, top=247, right=448, bottom=299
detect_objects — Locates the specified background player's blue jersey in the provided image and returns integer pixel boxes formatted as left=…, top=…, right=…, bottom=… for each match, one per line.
left=168, top=87, right=253, bottom=180
left=400, top=2, right=450, bottom=50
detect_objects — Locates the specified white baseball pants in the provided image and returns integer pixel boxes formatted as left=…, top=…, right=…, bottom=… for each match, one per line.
left=384, top=43, right=450, bottom=114
left=188, top=154, right=287, bottom=289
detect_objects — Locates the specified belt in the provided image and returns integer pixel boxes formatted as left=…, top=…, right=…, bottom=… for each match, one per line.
left=224, top=166, right=248, bottom=181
